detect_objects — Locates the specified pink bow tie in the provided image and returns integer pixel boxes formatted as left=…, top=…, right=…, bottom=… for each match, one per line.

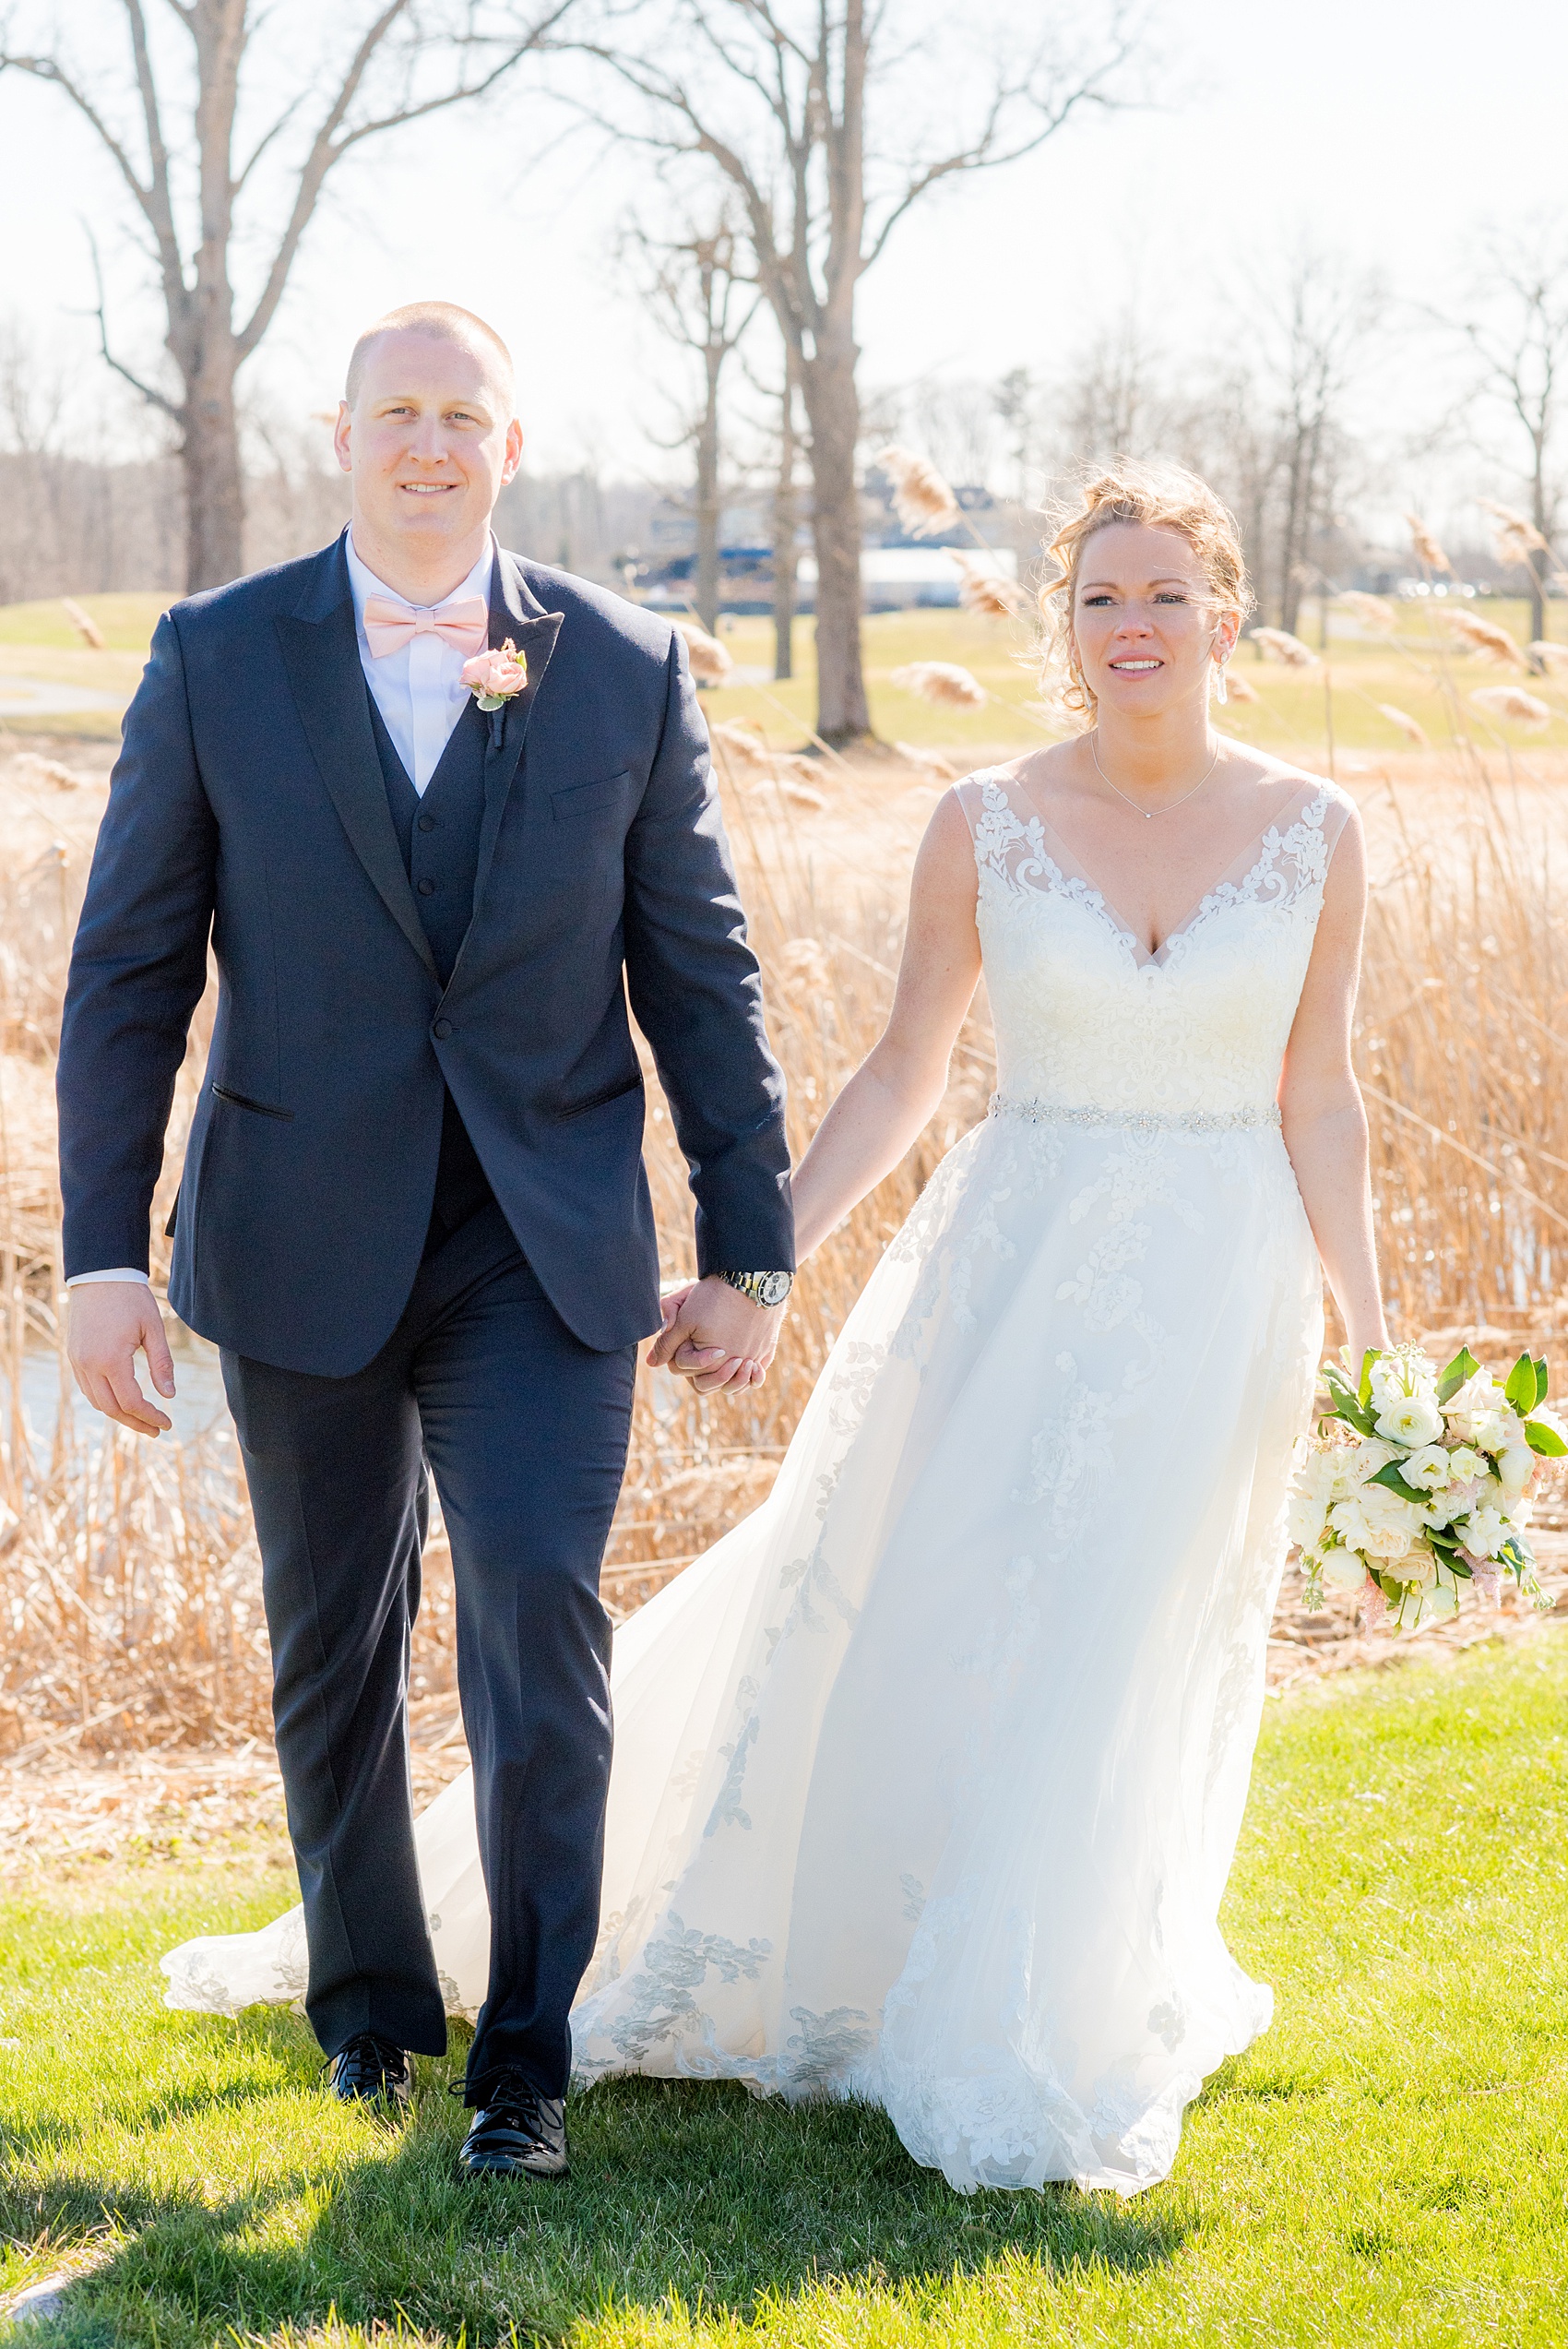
left=362, top=594, right=489, bottom=660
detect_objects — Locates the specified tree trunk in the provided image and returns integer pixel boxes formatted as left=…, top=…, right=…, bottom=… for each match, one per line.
left=182, top=344, right=246, bottom=590
left=1528, top=452, right=1549, bottom=643
left=184, top=368, right=246, bottom=590
left=801, top=336, right=869, bottom=744
left=695, top=345, right=722, bottom=633
left=772, top=356, right=798, bottom=680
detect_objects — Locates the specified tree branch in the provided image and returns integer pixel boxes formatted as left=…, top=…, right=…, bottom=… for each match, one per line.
left=84, top=223, right=183, bottom=420
left=235, top=0, right=576, bottom=360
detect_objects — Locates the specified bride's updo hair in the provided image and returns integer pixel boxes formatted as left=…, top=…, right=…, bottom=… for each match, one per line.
left=1036, top=459, right=1253, bottom=722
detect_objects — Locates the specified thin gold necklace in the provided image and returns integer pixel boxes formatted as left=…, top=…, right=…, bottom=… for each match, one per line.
left=1090, top=730, right=1222, bottom=819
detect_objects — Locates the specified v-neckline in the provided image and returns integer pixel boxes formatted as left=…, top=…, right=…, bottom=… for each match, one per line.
left=997, top=774, right=1312, bottom=970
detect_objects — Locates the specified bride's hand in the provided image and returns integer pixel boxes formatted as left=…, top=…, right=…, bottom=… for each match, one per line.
left=648, top=1276, right=781, bottom=1392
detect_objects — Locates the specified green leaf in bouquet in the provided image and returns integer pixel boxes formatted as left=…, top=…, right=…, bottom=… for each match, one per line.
left=1437, top=1346, right=1479, bottom=1405
left=1505, top=1353, right=1537, bottom=1411
left=1533, top=1356, right=1550, bottom=1410
left=1525, top=1416, right=1568, bottom=1457
left=1358, top=1349, right=1377, bottom=1409
left=1367, top=1461, right=1431, bottom=1507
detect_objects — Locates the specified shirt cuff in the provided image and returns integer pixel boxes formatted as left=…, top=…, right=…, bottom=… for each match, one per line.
left=65, top=1269, right=153, bottom=1288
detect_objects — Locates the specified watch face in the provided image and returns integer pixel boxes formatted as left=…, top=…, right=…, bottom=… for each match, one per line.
left=758, top=1270, right=792, bottom=1307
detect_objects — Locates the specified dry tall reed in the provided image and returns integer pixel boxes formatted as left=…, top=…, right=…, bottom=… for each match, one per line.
left=5, top=731, right=1568, bottom=1753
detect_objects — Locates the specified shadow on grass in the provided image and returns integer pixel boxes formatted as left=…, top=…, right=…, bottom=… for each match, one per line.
left=10, top=2015, right=1193, bottom=2347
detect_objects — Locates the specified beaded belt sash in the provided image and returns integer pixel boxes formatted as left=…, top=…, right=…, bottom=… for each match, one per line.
left=987, top=1092, right=1282, bottom=1135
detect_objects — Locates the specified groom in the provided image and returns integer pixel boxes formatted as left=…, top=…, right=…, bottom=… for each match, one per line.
left=57, top=301, right=794, bottom=2177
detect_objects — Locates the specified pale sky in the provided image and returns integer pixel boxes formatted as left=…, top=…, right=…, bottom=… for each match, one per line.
left=1, top=0, right=1564, bottom=511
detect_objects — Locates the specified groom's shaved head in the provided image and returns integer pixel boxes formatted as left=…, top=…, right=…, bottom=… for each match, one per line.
left=346, top=301, right=515, bottom=413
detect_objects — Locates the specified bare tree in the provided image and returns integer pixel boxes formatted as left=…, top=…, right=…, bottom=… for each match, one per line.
left=575, top=1, right=1137, bottom=743
left=769, top=339, right=801, bottom=678
left=0, top=1, right=571, bottom=591
left=622, top=209, right=757, bottom=631
left=1451, top=227, right=1568, bottom=642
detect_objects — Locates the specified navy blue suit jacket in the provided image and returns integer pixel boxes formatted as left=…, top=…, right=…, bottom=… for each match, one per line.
left=56, top=534, right=794, bottom=1374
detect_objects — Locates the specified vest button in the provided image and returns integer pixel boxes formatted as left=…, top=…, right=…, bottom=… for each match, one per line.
left=433, top=1019, right=452, bottom=1040
left=417, top=876, right=435, bottom=896
left=417, top=814, right=436, bottom=832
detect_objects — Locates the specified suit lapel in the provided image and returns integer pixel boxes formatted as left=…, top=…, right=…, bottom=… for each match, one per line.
left=470, top=551, right=564, bottom=919
left=274, top=538, right=438, bottom=983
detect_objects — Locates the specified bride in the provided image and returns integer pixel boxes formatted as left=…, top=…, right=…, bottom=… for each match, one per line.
left=165, top=459, right=1384, bottom=2197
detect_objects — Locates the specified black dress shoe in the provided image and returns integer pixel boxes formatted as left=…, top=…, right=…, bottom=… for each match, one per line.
left=327, top=2032, right=410, bottom=2118
left=458, top=2071, right=568, bottom=2179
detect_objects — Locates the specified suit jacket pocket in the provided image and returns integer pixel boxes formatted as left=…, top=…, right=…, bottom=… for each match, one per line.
left=552, top=770, right=632, bottom=822
left=212, top=1083, right=295, bottom=1122
left=557, top=1072, right=644, bottom=1120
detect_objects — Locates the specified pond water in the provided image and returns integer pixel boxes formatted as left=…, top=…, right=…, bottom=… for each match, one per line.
left=4, top=1321, right=231, bottom=1457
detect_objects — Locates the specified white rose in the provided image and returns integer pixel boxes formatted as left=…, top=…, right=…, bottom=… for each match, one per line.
left=1463, top=1505, right=1509, bottom=1560
left=1384, top=1545, right=1438, bottom=1588
left=1467, top=1409, right=1512, bottom=1455
left=1330, top=1439, right=1397, bottom=1501
left=1321, top=1549, right=1370, bottom=1592
left=1410, top=1574, right=1460, bottom=1624
left=1374, top=1397, right=1444, bottom=1448
left=1445, top=1446, right=1483, bottom=1485
left=1288, top=1485, right=1329, bottom=1551
left=1403, top=1444, right=1454, bottom=1490
left=1331, top=1486, right=1424, bottom=1559
left=1497, top=1443, right=1535, bottom=1501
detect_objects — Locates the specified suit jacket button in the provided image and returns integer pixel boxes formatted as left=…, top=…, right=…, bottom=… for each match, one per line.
left=433, top=1018, right=452, bottom=1040
left=417, top=814, right=436, bottom=832
left=417, top=876, right=435, bottom=896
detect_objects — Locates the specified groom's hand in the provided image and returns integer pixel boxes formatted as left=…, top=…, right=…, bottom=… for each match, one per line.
left=67, top=1282, right=177, bottom=1436
left=647, top=1276, right=784, bottom=1394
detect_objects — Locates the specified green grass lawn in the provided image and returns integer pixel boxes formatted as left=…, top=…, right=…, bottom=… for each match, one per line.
left=3, top=1633, right=1567, bottom=2346
left=6, top=589, right=1565, bottom=761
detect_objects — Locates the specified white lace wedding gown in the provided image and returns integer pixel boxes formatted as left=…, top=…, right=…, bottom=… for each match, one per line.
left=164, top=769, right=1351, bottom=2196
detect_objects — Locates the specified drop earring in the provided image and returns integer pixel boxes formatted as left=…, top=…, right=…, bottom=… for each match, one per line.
left=1214, top=661, right=1229, bottom=706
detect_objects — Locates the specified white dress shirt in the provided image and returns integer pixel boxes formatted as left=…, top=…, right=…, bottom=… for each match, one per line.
left=345, top=531, right=496, bottom=795
left=68, top=531, right=497, bottom=1290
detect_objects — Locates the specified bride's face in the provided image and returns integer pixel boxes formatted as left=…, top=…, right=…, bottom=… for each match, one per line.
left=1070, top=523, right=1236, bottom=719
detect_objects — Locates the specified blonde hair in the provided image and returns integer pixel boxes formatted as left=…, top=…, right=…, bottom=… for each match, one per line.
left=346, top=301, right=515, bottom=411
left=1036, top=459, right=1253, bottom=723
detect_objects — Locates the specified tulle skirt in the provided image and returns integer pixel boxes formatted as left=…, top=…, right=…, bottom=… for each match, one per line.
left=165, top=1107, right=1322, bottom=2195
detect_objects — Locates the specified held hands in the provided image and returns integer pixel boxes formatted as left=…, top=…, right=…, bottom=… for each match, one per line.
left=66, top=1282, right=177, bottom=1437
left=647, top=1274, right=785, bottom=1394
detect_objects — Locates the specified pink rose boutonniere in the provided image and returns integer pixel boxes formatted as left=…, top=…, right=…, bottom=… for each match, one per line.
left=460, top=639, right=529, bottom=712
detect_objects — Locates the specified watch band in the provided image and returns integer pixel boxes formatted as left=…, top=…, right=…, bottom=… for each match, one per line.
left=717, top=1269, right=793, bottom=1309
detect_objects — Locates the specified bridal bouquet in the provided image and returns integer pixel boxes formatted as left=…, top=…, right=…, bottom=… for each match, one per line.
left=1289, top=1342, right=1567, bottom=1629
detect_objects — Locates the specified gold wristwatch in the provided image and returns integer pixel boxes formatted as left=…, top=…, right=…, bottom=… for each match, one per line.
left=717, top=1269, right=793, bottom=1309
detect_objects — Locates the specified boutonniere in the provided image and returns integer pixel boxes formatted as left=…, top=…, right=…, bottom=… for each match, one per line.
left=460, top=639, right=529, bottom=711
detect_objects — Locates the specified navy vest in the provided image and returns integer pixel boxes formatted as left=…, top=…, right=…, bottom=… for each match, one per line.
left=366, top=692, right=496, bottom=1242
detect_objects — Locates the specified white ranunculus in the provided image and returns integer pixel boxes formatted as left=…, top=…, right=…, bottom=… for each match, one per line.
left=1374, top=1397, right=1444, bottom=1448
left=1497, top=1443, right=1535, bottom=1500
left=1321, top=1548, right=1370, bottom=1591
left=1403, top=1444, right=1454, bottom=1489
left=1463, top=1505, right=1509, bottom=1560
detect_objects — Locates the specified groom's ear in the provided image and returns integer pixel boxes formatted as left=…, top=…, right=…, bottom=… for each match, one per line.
left=333, top=400, right=353, bottom=476
left=501, top=415, right=524, bottom=486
